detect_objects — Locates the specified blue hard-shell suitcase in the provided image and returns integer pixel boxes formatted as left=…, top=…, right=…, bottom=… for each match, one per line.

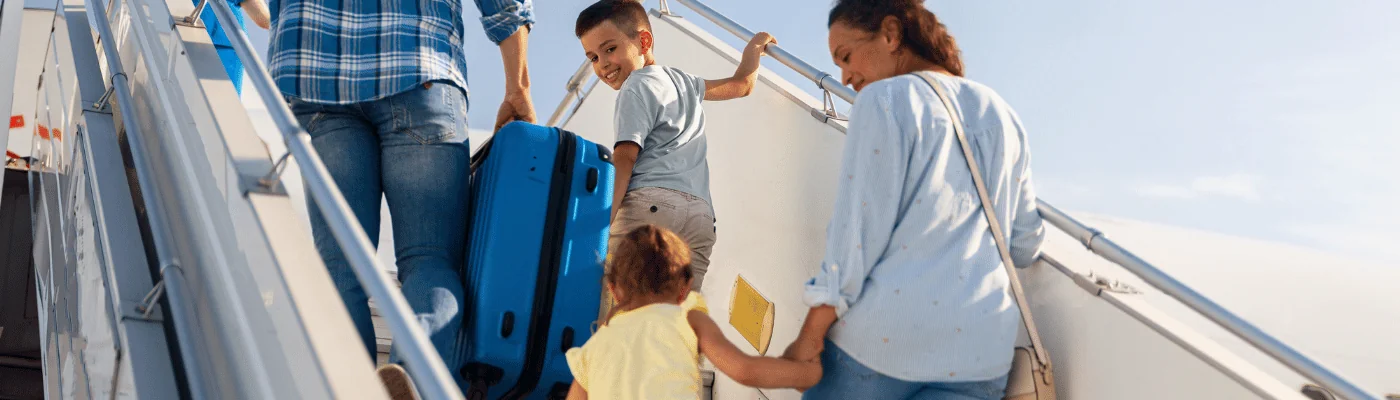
left=460, top=121, right=614, bottom=400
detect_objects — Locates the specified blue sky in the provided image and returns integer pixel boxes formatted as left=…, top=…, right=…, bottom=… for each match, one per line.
left=246, top=0, right=1400, bottom=265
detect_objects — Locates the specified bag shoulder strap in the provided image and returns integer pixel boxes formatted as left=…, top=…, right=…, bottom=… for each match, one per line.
left=914, top=71, right=1052, bottom=372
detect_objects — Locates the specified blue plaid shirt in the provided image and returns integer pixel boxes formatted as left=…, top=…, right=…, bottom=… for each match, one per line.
left=267, top=0, right=534, bottom=104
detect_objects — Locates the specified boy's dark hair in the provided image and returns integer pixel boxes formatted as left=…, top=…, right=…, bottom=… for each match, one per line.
left=828, top=0, right=964, bottom=77
left=575, top=0, right=653, bottom=39
left=606, top=224, right=692, bottom=307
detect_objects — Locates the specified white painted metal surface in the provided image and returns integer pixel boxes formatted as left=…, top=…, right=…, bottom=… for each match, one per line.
left=1038, top=213, right=1400, bottom=396
left=8, top=0, right=399, bottom=394
left=1, top=0, right=61, bottom=172
left=88, top=0, right=395, bottom=394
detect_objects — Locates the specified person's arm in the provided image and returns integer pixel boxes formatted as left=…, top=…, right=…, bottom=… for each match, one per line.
left=494, top=27, right=535, bottom=131
left=782, top=305, right=836, bottom=363
left=704, top=32, right=776, bottom=101
left=1007, top=112, right=1045, bottom=268
left=783, top=84, right=907, bottom=362
left=564, top=344, right=590, bottom=400
left=610, top=80, right=662, bottom=220
left=689, top=310, right=821, bottom=389
left=611, top=142, right=639, bottom=221
left=565, top=382, right=588, bottom=400
left=240, top=0, right=270, bottom=29
left=471, top=0, right=537, bottom=130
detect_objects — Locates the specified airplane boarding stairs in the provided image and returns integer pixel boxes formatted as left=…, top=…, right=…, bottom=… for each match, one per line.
left=0, top=0, right=1394, bottom=398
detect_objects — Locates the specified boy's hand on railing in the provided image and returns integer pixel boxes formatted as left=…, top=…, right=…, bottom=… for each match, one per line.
left=738, top=32, right=776, bottom=76
left=704, top=32, right=776, bottom=101
left=745, top=32, right=777, bottom=59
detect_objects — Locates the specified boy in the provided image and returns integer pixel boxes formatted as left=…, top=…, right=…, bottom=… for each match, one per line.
left=575, top=0, right=774, bottom=292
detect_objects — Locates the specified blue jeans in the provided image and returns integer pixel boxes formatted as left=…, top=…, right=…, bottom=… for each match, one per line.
left=290, top=81, right=470, bottom=385
left=803, top=340, right=1009, bottom=400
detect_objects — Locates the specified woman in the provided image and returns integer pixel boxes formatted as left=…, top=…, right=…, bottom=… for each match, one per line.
left=781, top=1, right=1046, bottom=399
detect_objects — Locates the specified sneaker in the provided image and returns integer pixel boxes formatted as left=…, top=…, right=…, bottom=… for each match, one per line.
left=376, top=364, right=420, bottom=400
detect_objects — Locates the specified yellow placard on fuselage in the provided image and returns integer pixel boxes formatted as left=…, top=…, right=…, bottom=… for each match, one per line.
left=728, top=275, right=775, bottom=355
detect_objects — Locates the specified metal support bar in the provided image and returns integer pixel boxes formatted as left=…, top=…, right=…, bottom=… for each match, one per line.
left=258, top=152, right=290, bottom=190
left=204, top=0, right=463, bottom=397
left=86, top=0, right=208, bottom=395
left=177, top=0, right=208, bottom=26
left=546, top=61, right=594, bottom=127
left=819, top=84, right=845, bottom=122
left=1039, top=255, right=1295, bottom=399
left=136, top=263, right=181, bottom=319
left=672, top=0, right=855, bottom=104
left=1037, top=200, right=1381, bottom=400
left=136, top=279, right=165, bottom=318
left=94, top=79, right=118, bottom=110
left=1045, top=255, right=1139, bottom=297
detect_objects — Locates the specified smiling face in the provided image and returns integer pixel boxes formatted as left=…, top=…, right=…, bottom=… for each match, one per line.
left=828, top=20, right=902, bottom=92
left=580, top=20, right=652, bottom=90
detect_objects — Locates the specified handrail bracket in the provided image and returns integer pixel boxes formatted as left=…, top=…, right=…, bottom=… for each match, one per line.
left=175, top=0, right=209, bottom=27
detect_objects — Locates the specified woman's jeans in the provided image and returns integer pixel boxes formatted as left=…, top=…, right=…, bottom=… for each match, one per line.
left=803, top=340, right=1009, bottom=400
left=289, top=81, right=470, bottom=385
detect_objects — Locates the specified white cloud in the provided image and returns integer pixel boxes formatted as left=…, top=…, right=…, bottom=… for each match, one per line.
left=1136, top=184, right=1199, bottom=200
left=1135, top=173, right=1262, bottom=202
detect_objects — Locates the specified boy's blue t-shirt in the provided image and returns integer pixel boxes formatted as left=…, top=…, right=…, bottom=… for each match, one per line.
left=613, top=65, right=711, bottom=206
left=197, top=0, right=247, bottom=93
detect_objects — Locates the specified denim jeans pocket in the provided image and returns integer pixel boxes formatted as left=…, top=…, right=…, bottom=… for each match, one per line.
left=289, top=98, right=329, bottom=135
left=393, top=81, right=462, bottom=144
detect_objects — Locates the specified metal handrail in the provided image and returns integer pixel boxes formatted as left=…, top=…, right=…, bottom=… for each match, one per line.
left=545, top=61, right=594, bottom=127
left=85, top=0, right=207, bottom=396
left=671, top=0, right=854, bottom=104
left=201, top=1, right=463, bottom=398
left=1037, top=201, right=1380, bottom=400
left=667, top=0, right=1379, bottom=398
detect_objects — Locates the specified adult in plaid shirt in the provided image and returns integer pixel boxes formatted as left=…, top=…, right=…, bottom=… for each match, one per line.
left=266, top=0, right=536, bottom=389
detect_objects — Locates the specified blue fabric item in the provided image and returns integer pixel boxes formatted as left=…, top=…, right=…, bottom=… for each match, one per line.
left=198, top=0, right=246, bottom=94
left=803, top=73, right=1046, bottom=381
left=268, top=0, right=534, bottom=104
left=803, top=339, right=1010, bottom=400
left=215, top=46, right=244, bottom=94
left=289, top=81, right=472, bottom=388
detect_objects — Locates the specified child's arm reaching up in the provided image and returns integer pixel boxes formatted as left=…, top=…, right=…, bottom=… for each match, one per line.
left=705, top=32, right=777, bottom=101
left=688, top=310, right=821, bottom=389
